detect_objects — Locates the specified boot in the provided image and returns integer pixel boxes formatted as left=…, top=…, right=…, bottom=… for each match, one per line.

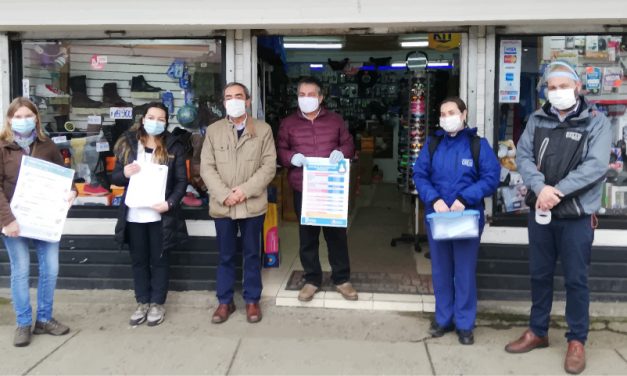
left=70, top=75, right=103, bottom=108
left=102, top=82, right=132, bottom=107
left=131, top=75, right=162, bottom=92
left=54, top=115, right=69, bottom=132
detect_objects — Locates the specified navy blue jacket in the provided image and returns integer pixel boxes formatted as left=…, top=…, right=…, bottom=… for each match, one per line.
left=413, top=127, right=501, bottom=219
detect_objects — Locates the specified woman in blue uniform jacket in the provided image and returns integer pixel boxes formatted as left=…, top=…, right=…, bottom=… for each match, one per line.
left=413, top=97, right=500, bottom=345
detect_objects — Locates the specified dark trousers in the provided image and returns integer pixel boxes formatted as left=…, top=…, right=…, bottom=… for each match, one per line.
left=528, top=212, right=593, bottom=343
left=426, top=222, right=480, bottom=331
left=294, top=191, right=350, bottom=287
left=214, top=215, right=265, bottom=304
left=127, top=221, right=169, bottom=305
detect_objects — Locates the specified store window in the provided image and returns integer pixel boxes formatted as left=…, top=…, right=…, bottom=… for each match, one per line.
left=17, top=39, right=224, bottom=217
left=494, top=34, right=627, bottom=225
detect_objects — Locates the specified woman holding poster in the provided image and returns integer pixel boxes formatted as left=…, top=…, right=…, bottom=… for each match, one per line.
left=112, top=102, right=188, bottom=327
left=0, top=97, right=71, bottom=347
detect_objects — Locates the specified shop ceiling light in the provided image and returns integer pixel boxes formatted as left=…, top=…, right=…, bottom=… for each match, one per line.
left=427, top=61, right=453, bottom=69
left=310, top=64, right=324, bottom=68
left=391, top=62, right=407, bottom=68
left=400, top=41, right=429, bottom=48
left=284, top=36, right=344, bottom=49
left=399, top=34, right=429, bottom=48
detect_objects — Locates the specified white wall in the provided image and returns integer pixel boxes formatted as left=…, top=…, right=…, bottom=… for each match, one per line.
left=0, top=1, right=625, bottom=31
left=0, top=33, right=9, bottom=120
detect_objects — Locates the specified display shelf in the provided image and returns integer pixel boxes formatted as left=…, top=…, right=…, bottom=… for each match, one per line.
left=131, top=91, right=161, bottom=99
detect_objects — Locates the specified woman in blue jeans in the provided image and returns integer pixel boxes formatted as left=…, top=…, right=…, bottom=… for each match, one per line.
left=0, top=97, right=74, bottom=347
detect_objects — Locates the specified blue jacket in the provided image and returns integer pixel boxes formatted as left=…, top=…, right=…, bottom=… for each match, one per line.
left=413, top=127, right=501, bottom=217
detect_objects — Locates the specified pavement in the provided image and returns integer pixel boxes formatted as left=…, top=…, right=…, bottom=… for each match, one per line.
left=1, top=289, right=627, bottom=375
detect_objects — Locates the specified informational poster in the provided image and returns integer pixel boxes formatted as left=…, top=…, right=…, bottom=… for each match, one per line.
left=125, top=162, right=168, bottom=208
left=8, top=156, right=75, bottom=242
left=301, top=157, right=350, bottom=228
left=499, top=40, right=522, bottom=103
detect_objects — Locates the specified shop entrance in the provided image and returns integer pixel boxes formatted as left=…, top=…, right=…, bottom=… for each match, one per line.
left=258, top=33, right=463, bottom=297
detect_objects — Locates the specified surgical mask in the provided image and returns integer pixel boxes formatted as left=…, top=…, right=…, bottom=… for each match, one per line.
left=548, top=88, right=577, bottom=111
left=225, top=99, right=247, bottom=118
left=143, top=119, right=166, bottom=135
left=439, top=115, right=463, bottom=133
left=11, top=117, right=36, bottom=134
left=298, top=97, right=320, bottom=114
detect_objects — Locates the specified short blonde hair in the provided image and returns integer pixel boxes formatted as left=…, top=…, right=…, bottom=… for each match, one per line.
left=1, top=97, right=48, bottom=143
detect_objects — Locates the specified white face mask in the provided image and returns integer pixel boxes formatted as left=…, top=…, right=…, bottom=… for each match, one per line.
left=548, top=88, right=577, bottom=111
left=298, top=97, right=320, bottom=114
left=225, top=99, right=247, bottom=118
left=439, top=115, right=463, bottom=133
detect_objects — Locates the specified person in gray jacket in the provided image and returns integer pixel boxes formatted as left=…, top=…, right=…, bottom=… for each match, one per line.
left=504, top=61, right=612, bottom=375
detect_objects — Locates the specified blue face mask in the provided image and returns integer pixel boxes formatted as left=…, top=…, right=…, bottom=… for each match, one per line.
left=12, top=117, right=36, bottom=134
left=143, top=119, right=166, bottom=136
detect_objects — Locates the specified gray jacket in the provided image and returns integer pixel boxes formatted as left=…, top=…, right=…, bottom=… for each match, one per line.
left=516, top=98, right=612, bottom=216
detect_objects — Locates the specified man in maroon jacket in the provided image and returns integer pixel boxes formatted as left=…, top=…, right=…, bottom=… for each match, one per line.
left=278, top=77, right=356, bottom=302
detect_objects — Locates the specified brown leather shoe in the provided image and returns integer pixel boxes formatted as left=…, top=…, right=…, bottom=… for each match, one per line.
left=211, top=303, right=235, bottom=324
left=504, top=329, right=549, bottom=353
left=335, top=282, right=358, bottom=301
left=564, top=340, right=586, bottom=375
left=246, top=303, right=262, bottom=323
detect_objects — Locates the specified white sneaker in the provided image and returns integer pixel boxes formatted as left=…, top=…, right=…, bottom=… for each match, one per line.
left=129, top=303, right=150, bottom=326
left=35, top=84, right=62, bottom=98
left=147, top=304, right=166, bottom=327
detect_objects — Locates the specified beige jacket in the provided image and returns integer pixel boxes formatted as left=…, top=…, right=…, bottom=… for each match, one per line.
left=200, top=117, right=276, bottom=219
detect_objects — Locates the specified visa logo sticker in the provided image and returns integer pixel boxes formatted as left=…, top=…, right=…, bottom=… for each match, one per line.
left=565, top=132, right=582, bottom=141
left=462, top=159, right=474, bottom=167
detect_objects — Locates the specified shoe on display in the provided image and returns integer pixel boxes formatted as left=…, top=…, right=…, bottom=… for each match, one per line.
left=83, top=183, right=110, bottom=196
left=33, top=318, right=70, bottom=336
left=129, top=303, right=150, bottom=326
left=70, top=75, right=103, bottom=108
left=102, top=82, right=132, bottom=107
left=131, top=75, right=162, bottom=92
left=35, top=84, right=65, bottom=98
left=13, top=325, right=32, bottom=347
left=146, top=304, right=166, bottom=327
left=182, top=192, right=202, bottom=207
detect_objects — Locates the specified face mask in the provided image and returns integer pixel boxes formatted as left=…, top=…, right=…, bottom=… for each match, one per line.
left=225, top=99, right=247, bottom=118
left=548, top=88, right=577, bottom=110
left=11, top=117, right=36, bottom=134
left=143, top=119, right=166, bottom=135
left=298, top=97, right=320, bottom=114
left=439, top=115, right=463, bottom=133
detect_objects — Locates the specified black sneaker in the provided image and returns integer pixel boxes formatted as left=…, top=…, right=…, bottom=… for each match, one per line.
left=429, top=321, right=454, bottom=337
left=457, top=329, right=474, bottom=345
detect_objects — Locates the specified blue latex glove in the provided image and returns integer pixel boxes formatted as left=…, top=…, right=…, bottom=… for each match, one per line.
left=329, top=150, right=344, bottom=164
left=291, top=153, right=308, bottom=167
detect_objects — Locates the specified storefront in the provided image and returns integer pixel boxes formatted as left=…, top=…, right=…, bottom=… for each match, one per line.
left=0, top=2, right=625, bottom=301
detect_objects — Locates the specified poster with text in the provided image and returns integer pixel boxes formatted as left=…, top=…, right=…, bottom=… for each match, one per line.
left=8, top=156, right=75, bottom=242
left=499, top=40, right=522, bottom=103
left=301, top=157, right=350, bottom=228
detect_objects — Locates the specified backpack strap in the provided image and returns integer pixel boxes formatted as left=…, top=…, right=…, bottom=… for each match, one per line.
left=471, top=134, right=481, bottom=174
left=428, top=135, right=443, bottom=167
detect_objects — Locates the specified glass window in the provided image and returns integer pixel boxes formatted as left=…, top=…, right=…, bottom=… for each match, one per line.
left=495, top=34, right=627, bottom=220
left=20, top=39, right=224, bottom=213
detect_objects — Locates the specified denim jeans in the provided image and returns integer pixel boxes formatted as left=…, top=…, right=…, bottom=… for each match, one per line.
left=3, top=236, right=60, bottom=327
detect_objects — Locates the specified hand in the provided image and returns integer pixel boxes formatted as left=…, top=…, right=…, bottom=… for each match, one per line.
left=66, top=190, right=77, bottom=207
left=329, top=150, right=344, bottom=164
left=433, top=199, right=450, bottom=213
left=450, top=199, right=465, bottom=212
left=291, top=153, right=307, bottom=168
left=3, top=220, right=19, bottom=237
left=536, top=185, right=563, bottom=211
left=223, top=192, right=239, bottom=206
left=124, top=162, right=141, bottom=178
left=152, top=201, right=169, bottom=213
left=230, top=186, right=246, bottom=204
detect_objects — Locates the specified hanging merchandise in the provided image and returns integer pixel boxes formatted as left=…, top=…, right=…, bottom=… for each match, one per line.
left=179, top=69, right=192, bottom=90
left=585, top=67, right=602, bottom=94
left=184, top=89, right=195, bottom=105
left=166, top=59, right=186, bottom=79
left=177, top=104, right=198, bottom=128
left=161, top=91, right=175, bottom=114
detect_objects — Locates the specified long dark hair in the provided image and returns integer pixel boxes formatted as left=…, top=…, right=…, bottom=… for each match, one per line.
left=115, top=102, right=170, bottom=165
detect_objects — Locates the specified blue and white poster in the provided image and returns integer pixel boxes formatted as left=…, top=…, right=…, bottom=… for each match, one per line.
left=499, top=40, right=522, bottom=103
left=301, top=157, right=350, bottom=228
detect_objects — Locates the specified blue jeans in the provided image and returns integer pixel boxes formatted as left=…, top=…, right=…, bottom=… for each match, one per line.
left=214, top=215, right=265, bottom=304
left=3, top=236, right=60, bottom=327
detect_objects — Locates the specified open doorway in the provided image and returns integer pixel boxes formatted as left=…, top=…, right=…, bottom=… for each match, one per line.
left=258, top=33, right=462, bottom=297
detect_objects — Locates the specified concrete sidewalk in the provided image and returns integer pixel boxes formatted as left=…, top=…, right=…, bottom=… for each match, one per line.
left=1, top=289, right=627, bottom=375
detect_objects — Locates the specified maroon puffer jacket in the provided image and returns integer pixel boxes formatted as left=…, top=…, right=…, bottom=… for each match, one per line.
left=278, top=108, right=355, bottom=191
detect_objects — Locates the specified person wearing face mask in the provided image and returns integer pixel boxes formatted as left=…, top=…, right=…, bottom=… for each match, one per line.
left=505, top=61, right=611, bottom=375
left=200, top=82, right=276, bottom=324
left=277, top=76, right=356, bottom=302
left=0, top=97, right=74, bottom=347
left=413, top=97, right=500, bottom=345
left=112, top=102, right=188, bottom=327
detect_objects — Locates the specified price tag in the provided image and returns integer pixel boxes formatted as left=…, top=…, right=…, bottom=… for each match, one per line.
left=52, top=136, right=68, bottom=144
left=96, top=141, right=110, bottom=152
left=87, top=115, right=102, bottom=125
left=22, top=79, right=30, bottom=99
left=109, top=107, right=133, bottom=120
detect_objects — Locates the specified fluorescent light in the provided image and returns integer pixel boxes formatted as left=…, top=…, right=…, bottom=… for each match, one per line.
left=391, top=62, right=407, bottom=68
left=284, top=43, right=343, bottom=49
left=427, top=62, right=451, bottom=67
left=310, top=64, right=324, bottom=68
left=400, top=41, right=429, bottom=48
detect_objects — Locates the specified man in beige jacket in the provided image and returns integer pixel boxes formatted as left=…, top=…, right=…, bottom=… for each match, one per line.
left=200, top=82, right=276, bottom=324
